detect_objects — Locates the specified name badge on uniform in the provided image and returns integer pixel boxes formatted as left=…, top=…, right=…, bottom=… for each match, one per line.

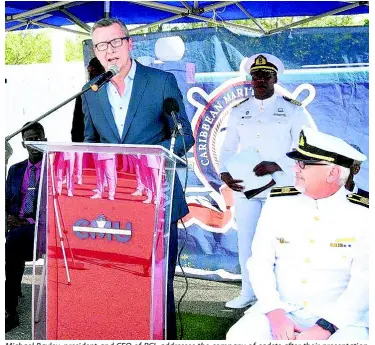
left=273, top=109, right=286, bottom=117
left=241, top=110, right=252, bottom=119
left=330, top=237, right=356, bottom=248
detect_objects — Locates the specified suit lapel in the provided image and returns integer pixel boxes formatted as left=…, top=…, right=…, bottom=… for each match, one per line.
left=14, top=160, right=28, bottom=211
left=121, top=63, right=149, bottom=142
left=15, top=160, right=28, bottom=194
left=98, top=87, right=121, bottom=142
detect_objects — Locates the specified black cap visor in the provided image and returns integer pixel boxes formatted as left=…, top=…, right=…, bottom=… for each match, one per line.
left=286, top=150, right=322, bottom=162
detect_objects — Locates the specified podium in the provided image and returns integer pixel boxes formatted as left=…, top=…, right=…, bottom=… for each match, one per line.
left=26, top=142, right=185, bottom=340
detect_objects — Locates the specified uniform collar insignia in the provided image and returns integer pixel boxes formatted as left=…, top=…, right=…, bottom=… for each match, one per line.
left=299, top=134, right=305, bottom=147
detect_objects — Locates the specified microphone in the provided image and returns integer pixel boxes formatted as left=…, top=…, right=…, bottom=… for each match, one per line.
left=163, top=97, right=183, bottom=135
left=90, top=65, right=120, bottom=92
left=163, top=97, right=185, bottom=157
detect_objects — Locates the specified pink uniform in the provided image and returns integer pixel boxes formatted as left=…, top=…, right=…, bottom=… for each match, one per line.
left=92, top=153, right=117, bottom=200
left=55, top=151, right=75, bottom=196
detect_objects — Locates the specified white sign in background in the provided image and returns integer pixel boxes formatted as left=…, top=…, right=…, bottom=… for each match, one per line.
left=5, top=62, right=86, bottom=169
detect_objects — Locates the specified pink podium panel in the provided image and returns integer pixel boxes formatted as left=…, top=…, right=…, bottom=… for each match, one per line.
left=28, top=143, right=180, bottom=340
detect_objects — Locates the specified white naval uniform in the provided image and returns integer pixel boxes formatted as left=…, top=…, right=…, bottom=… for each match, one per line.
left=219, top=93, right=316, bottom=299
left=227, top=187, right=369, bottom=340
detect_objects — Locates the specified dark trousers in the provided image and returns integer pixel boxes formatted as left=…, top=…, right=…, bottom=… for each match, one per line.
left=5, top=224, right=35, bottom=313
left=167, top=221, right=178, bottom=340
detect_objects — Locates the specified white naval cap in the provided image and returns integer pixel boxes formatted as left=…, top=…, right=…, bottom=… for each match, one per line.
left=286, top=126, right=367, bottom=168
left=243, top=53, right=285, bottom=75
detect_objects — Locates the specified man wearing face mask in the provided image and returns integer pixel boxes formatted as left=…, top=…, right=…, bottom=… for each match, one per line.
left=5, top=122, right=47, bottom=332
left=219, top=54, right=317, bottom=309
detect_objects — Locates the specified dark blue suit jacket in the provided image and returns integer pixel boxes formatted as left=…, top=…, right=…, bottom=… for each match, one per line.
left=82, top=61, right=195, bottom=221
left=6, top=159, right=40, bottom=220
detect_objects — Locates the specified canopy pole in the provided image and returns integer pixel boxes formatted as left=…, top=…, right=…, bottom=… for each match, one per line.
left=129, top=1, right=189, bottom=15
left=188, top=13, right=263, bottom=35
left=43, top=1, right=91, bottom=32
left=201, top=1, right=238, bottom=13
left=6, top=1, right=73, bottom=22
left=129, top=15, right=184, bottom=34
left=6, top=14, right=52, bottom=31
left=268, top=2, right=363, bottom=35
left=236, top=3, right=266, bottom=34
left=27, top=21, right=90, bottom=36
left=180, top=1, right=192, bottom=11
left=57, top=8, right=91, bottom=32
left=104, top=1, right=110, bottom=18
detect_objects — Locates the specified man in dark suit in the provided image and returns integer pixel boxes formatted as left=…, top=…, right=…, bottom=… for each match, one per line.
left=82, top=18, right=195, bottom=339
left=5, top=122, right=47, bottom=332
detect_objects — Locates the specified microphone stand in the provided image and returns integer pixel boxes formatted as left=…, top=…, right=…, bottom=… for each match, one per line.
left=169, top=128, right=179, bottom=157
left=6, top=85, right=93, bottom=141
left=5, top=84, right=92, bottom=172
left=5, top=84, right=95, bottom=292
left=169, top=111, right=184, bottom=157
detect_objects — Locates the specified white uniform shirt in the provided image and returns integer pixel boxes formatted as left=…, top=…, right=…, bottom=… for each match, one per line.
left=107, top=60, right=137, bottom=138
left=219, top=93, right=316, bottom=197
left=247, top=187, right=369, bottom=329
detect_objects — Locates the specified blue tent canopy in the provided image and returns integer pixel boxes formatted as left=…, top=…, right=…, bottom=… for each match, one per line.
left=5, top=1, right=369, bottom=36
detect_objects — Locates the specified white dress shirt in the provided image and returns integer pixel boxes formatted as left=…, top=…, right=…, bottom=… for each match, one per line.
left=107, top=60, right=137, bottom=138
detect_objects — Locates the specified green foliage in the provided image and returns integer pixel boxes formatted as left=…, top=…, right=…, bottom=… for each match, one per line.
left=131, top=15, right=367, bottom=35
left=5, top=14, right=367, bottom=65
left=5, top=31, right=52, bottom=65
left=232, top=15, right=368, bottom=31
left=65, top=35, right=85, bottom=61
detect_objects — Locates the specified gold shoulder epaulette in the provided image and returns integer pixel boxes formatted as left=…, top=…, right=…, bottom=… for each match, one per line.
left=347, top=193, right=369, bottom=208
left=233, top=98, right=249, bottom=108
left=270, top=186, right=301, bottom=197
left=283, top=96, right=302, bottom=106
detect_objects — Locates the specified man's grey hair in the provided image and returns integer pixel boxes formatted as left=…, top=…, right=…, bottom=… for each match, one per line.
left=328, top=163, right=350, bottom=186
left=91, top=18, right=130, bottom=37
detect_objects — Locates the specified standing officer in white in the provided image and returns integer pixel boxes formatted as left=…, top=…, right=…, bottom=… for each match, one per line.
left=219, top=54, right=317, bottom=309
left=226, top=127, right=369, bottom=340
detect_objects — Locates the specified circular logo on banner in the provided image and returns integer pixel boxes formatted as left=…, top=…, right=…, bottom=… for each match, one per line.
left=188, top=80, right=253, bottom=193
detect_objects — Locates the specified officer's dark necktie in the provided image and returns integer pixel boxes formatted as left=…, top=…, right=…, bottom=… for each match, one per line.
left=24, top=165, right=37, bottom=217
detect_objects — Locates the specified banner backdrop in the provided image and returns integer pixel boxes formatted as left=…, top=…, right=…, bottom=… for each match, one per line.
left=84, top=26, right=369, bottom=280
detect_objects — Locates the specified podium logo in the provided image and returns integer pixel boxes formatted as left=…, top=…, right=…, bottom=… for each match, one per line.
left=73, top=214, right=132, bottom=243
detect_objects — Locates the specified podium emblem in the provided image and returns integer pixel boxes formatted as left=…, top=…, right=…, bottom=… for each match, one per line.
left=72, top=214, right=132, bottom=242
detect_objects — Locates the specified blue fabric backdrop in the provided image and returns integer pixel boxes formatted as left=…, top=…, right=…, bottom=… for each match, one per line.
left=87, top=26, right=369, bottom=280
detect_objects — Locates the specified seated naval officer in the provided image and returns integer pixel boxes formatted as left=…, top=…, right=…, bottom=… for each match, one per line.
left=226, top=126, right=369, bottom=341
